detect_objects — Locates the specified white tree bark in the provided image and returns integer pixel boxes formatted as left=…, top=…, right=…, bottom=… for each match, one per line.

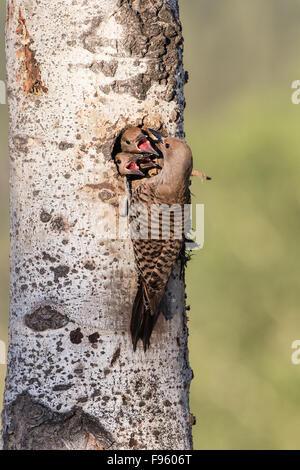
left=2, top=0, right=193, bottom=450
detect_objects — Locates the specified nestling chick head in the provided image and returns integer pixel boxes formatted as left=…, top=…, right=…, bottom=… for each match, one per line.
left=147, top=129, right=193, bottom=171
left=121, top=127, right=159, bottom=156
left=115, top=152, right=158, bottom=178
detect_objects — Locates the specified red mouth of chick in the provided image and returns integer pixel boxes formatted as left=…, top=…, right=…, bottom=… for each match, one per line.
left=137, top=138, right=152, bottom=152
left=125, top=161, right=139, bottom=171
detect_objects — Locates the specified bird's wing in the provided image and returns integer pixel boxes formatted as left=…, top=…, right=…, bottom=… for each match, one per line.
left=135, top=238, right=183, bottom=316
left=130, top=181, right=184, bottom=316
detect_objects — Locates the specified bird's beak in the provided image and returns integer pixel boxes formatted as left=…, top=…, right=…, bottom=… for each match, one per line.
left=135, top=133, right=159, bottom=156
left=138, top=156, right=160, bottom=171
left=146, top=129, right=166, bottom=144
left=125, top=155, right=146, bottom=177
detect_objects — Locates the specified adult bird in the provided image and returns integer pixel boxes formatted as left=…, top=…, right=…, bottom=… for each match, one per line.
left=129, top=130, right=193, bottom=351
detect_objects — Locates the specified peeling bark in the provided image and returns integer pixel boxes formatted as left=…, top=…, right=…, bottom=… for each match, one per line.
left=2, top=0, right=193, bottom=450
left=15, top=8, right=48, bottom=94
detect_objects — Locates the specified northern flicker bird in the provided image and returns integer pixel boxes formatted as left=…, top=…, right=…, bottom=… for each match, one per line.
left=121, top=127, right=160, bottom=156
left=115, top=152, right=160, bottom=178
left=129, top=130, right=193, bottom=351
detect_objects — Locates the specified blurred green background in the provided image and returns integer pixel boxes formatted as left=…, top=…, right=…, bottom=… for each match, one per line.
left=1, top=0, right=300, bottom=450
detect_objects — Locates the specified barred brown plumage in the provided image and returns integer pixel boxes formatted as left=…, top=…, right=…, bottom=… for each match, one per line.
left=129, top=132, right=193, bottom=351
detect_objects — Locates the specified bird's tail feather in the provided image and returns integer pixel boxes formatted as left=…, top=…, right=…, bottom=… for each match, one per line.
left=130, top=283, right=159, bottom=352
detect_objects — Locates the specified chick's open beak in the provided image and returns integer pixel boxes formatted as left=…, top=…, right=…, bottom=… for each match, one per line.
left=135, top=134, right=159, bottom=156
left=125, top=155, right=160, bottom=177
left=138, top=156, right=159, bottom=170
left=125, top=156, right=145, bottom=177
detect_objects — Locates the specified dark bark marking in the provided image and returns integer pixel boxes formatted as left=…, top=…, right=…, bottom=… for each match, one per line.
left=53, top=384, right=73, bottom=392
left=70, top=328, right=84, bottom=345
left=51, top=265, right=70, bottom=283
left=189, top=413, right=196, bottom=426
left=50, top=216, right=70, bottom=232
left=42, top=251, right=57, bottom=263
left=12, top=134, right=29, bottom=153
left=84, top=261, right=96, bottom=271
left=82, top=181, right=123, bottom=206
left=98, top=189, right=116, bottom=202
left=85, top=182, right=115, bottom=192
left=2, top=392, right=114, bottom=450
left=80, top=16, right=103, bottom=54
left=129, top=435, right=138, bottom=448
left=24, top=304, right=69, bottom=332
left=110, top=346, right=121, bottom=366
left=90, top=60, right=118, bottom=77
left=81, top=2, right=184, bottom=104
left=88, top=332, right=100, bottom=344
left=40, top=211, right=52, bottom=223
left=99, top=74, right=152, bottom=101
left=58, top=142, right=74, bottom=151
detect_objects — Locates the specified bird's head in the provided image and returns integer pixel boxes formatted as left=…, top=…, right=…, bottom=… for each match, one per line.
left=121, top=127, right=159, bottom=156
left=115, top=152, right=159, bottom=178
left=146, top=129, right=193, bottom=170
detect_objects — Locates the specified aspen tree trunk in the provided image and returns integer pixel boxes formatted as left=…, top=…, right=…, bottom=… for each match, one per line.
left=2, top=0, right=193, bottom=450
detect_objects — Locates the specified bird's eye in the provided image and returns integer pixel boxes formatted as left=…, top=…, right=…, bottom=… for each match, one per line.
left=117, top=159, right=121, bottom=164
left=165, top=143, right=170, bottom=149
left=126, top=140, right=130, bottom=145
